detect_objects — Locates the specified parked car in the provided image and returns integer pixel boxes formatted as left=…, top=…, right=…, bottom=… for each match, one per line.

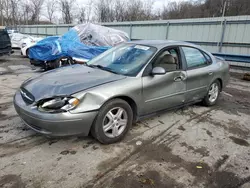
left=28, top=23, right=129, bottom=70
left=7, top=29, right=18, bottom=38
left=11, top=33, right=43, bottom=49
left=11, top=33, right=24, bottom=48
left=14, top=40, right=230, bottom=144
left=0, top=26, right=12, bottom=56
left=21, top=36, right=43, bottom=57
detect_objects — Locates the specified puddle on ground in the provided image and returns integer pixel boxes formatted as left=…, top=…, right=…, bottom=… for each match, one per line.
left=229, top=136, right=249, bottom=147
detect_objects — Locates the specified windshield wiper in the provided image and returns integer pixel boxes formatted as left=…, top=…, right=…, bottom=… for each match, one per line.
left=87, top=64, right=119, bottom=75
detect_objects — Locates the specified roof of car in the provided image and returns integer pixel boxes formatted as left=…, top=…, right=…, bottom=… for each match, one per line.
left=127, top=40, right=199, bottom=49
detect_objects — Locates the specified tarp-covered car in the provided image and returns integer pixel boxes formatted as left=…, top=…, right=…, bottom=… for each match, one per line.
left=29, top=23, right=129, bottom=70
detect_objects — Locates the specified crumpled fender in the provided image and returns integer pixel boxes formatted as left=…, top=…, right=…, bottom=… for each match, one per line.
left=69, top=91, right=108, bottom=114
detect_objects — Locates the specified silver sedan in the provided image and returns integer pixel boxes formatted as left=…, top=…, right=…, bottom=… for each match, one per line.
left=14, top=40, right=230, bottom=144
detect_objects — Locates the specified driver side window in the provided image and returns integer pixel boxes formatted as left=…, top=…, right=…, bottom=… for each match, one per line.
left=153, top=48, right=180, bottom=72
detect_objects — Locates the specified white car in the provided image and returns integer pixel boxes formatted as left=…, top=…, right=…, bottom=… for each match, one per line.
left=11, top=33, right=43, bottom=50
left=7, top=29, right=19, bottom=39
left=11, top=33, right=31, bottom=48
left=21, top=37, right=43, bottom=57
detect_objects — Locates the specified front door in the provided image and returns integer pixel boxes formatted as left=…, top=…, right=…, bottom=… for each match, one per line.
left=142, top=47, right=187, bottom=115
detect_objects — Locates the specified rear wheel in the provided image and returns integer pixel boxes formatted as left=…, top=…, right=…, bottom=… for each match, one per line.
left=91, top=99, right=133, bottom=144
left=203, top=80, right=221, bottom=106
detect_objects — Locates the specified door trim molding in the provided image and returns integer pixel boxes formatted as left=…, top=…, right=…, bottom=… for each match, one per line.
left=186, top=86, right=207, bottom=93
left=145, top=85, right=207, bottom=103
left=145, top=91, right=185, bottom=103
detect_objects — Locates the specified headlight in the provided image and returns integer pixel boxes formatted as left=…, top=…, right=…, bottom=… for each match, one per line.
left=21, top=43, right=27, bottom=48
left=38, top=97, right=80, bottom=113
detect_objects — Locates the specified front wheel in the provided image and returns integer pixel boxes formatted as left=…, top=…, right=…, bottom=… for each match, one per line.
left=203, top=80, right=221, bottom=106
left=91, top=99, right=133, bottom=144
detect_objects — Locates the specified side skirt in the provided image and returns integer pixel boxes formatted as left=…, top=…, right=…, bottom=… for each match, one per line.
left=136, top=99, right=202, bottom=122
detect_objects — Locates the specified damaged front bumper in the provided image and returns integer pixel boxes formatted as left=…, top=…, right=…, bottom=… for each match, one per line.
left=14, top=91, right=98, bottom=137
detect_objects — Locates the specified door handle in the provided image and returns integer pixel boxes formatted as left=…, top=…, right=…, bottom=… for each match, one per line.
left=208, top=71, right=213, bottom=76
left=174, top=76, right=184, bottom=82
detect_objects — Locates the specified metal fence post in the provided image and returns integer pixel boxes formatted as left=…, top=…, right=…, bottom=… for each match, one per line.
left=129, top=24, right=133, bottom=40
left=29, top=27, right=31, bottom=36
left=56, top=25, right=58, bottom=35
left=37, top=26, right=39, bottom=37
left=219, top=19, right=227, bottom=53
left=45, top=26, right=48, bottom=37
left=166, top=22, right=170, bottom=39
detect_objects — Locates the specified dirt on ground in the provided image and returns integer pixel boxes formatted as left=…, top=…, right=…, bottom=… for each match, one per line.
left=0, top=51, right=250, bottom=188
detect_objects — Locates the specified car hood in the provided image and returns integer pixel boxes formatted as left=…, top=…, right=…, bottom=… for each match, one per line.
left=21, top=65, right=126, bottom=102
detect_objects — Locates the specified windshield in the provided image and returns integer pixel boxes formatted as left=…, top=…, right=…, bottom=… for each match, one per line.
left=87, top=43, right=157, bottom=76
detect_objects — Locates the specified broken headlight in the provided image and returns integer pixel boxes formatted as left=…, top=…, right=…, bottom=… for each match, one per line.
left=38, top=97, right=80, bottom=113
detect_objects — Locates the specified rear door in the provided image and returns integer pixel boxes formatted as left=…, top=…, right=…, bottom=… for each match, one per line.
left=181, top=46, right=213, bottom=102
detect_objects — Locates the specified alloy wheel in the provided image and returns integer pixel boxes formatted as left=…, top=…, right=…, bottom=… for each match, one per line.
left=208, top=83, right=219, bottom=103
left=102, top=107, right=128, bottom=138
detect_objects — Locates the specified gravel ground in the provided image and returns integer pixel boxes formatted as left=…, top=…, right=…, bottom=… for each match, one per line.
left=0, top=51, right=250, bottom=188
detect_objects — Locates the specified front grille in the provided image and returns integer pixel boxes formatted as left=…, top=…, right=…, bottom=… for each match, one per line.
left=20, top=88, right=35, bottom=104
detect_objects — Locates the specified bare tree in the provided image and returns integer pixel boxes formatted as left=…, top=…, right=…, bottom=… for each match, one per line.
left=114, top=0, right=127, bottom=21
left=0, top=0, right=4, bottom=25
left=85, top=0, right=93, bottom=22
left=125, top=0, right=154, bottom=21
left=30, top=0, right=45, bottom=24
left=10, top=0, right=18, bottom=25
left=94, top=0, right=155, bottom=22
left=1, top=0, right=250, bottom=25
left=45, top=0, right=57, bottom=23
left=2, top=0, right=11, bottom=25
left=19, top=1, right=32, bottom=25
left=95, top=0, right=115, bottom=22
left=78, top=7, right=85, bottom=23
left=59, top=0, right=74, bottom=24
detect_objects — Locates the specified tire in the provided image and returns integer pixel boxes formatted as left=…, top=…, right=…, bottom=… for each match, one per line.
left=26, top=48, right=29, bottom=58
left=54, top=56, right=73, bottom=69
left=203, top=80, right=221, bottom=106
left=91, top=99, right=133, bottom=144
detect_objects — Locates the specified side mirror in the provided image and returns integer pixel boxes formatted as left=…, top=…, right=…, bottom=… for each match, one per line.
left=151, top=67, right=166, bottom=75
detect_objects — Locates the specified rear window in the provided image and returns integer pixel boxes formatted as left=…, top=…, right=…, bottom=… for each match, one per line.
left=182, top=47, right=208, bottom=69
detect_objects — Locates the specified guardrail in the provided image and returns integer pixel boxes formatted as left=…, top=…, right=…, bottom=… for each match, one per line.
left=212, top=53, right=250, bottom=63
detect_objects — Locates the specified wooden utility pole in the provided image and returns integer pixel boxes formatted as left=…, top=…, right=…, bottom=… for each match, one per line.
left=0, top=0, right=3, bottom=26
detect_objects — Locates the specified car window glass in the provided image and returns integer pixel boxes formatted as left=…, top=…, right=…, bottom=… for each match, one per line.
left=182, top=47, right=207, bottom=69
left=203, top=52, right=212, bottom=64
left=87, top=44, right=157, bottom=76
left=153, top=48, right=180, bottom=72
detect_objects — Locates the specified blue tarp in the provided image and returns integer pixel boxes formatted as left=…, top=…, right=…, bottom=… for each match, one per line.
left=29, top=23, right=129, bottom=62
left=29, top=30, right=109, bottom=61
